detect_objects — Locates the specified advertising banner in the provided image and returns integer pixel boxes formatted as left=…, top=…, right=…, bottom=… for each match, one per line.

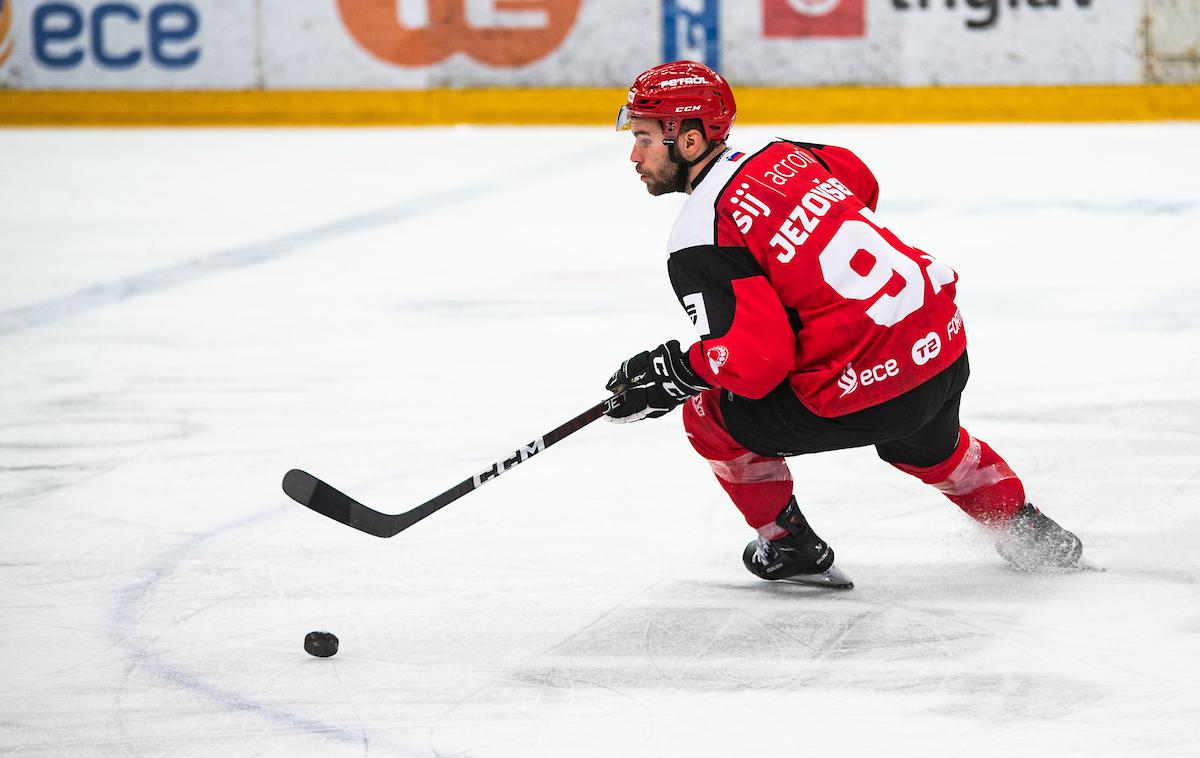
left=261, top=0, right=656, bottom=89
left=727, top=0, right=1142, bottom=86
left=0, top=0, right=1184, bottom=90
left=0, top=0, right=256, bottom=89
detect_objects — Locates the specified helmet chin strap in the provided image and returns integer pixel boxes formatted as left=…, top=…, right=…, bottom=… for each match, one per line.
left=666, top=138, right=721, bottom=168
left=663, top=137, right=721, bottom=193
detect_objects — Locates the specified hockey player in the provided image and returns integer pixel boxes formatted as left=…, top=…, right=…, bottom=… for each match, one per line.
left=606, top=60, right=1085, bottom=582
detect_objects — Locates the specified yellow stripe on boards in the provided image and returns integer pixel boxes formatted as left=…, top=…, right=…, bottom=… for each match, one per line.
left=1, top=85, right=1198, bottom=127
left=737, top=84, right=1200, bottom=123
left=0, top=89, right=624, bottom=127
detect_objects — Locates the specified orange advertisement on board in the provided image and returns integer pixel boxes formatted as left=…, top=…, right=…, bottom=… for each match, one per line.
left=0, top=0, right=13, bottom=67
left=336, top=0, right=582, bottom=67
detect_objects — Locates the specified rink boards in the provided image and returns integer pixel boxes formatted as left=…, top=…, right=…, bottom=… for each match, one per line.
left=1, top=0, right=1198, bottom=125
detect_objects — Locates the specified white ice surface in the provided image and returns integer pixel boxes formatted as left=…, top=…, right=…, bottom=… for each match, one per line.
left=2, top=123, right=1199, bottom=757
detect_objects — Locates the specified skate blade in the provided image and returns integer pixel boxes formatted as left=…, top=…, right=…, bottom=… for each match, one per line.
left=779, top=564, right=854, bottom=589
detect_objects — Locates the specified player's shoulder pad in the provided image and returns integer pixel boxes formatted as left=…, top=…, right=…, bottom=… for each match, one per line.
left=778, top=139, right=832, bottom=171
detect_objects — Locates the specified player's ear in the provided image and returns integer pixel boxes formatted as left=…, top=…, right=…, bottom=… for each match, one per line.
left=683, top=126, right=707, bottom=160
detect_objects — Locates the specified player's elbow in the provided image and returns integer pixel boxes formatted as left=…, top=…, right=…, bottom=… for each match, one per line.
left=738, top=337, right=794, bottom=399
left=713, top=329, right=794, bottom=400
left=699, top=278, right=796, bottom=398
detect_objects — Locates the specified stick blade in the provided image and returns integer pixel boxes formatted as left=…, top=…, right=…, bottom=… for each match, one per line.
left=282, top=468, right=319, bottom=505
left=282, top=469, right=399, bottom=538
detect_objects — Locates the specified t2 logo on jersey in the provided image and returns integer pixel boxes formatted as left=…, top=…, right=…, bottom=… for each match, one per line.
left=763, top=0, right=865, bottom=38
left=911, top=332, right=941, bottom=366
left=337, top=0, right=581, bottom=67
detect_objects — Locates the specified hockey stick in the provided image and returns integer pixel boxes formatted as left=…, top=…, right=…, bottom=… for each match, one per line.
left=282, top=394, right=624, bottom=538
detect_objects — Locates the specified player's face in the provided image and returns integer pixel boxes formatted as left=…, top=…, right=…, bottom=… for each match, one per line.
left=628, top=118, right=684, bottom=196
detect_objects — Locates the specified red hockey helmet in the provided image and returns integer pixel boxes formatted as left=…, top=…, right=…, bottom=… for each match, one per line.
left=616, top=60, right=736, bottom=145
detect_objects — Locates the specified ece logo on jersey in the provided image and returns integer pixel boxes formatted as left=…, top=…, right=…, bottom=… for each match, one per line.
left=337, top=0, right=581, bottom=67
left=763, top=0, right=865, bottom=38
left=0, top=0, right=13, bottom=68
left=838, top=359, right=900, bottom=397
left=837, top=364, right=859, bottom=397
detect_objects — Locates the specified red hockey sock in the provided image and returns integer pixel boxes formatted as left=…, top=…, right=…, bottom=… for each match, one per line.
left=890, top=428, right=1025, bottom=526
left=683, top=390, right=794, bottom=537
left=708, top=452, right=795, bottom=537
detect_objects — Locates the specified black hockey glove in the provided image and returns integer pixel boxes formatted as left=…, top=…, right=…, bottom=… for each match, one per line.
left=605, top=340, right=711, bottom=423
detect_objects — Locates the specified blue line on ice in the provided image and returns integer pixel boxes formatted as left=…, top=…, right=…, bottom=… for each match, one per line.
left=0, top=144, right=605, bottom=337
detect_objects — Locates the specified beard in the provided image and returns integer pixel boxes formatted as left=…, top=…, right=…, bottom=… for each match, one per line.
left=640, top=159, right=687, bottom=196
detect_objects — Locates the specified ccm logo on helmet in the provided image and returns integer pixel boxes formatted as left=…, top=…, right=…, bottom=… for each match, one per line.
left=675, top=105, right=703, bottom=113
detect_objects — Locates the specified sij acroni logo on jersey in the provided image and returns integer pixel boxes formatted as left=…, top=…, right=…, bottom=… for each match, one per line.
left=0, top=0, right=13, bottom=68
left=728, top=182, right=772, bottom=234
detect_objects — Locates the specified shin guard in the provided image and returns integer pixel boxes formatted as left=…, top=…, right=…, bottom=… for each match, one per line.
left=891, top=428, right=1025, bottom=526
left=682, top=391, right=794, bottom=537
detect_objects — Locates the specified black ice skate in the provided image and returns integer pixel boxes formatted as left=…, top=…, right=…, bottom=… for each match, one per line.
left=995, top=502, right=1085, bottom=572
left=743, top=498, right=853, bottom=588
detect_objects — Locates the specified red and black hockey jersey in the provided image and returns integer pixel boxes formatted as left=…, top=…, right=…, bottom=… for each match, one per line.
left=669, top=140, right=966, bottom=417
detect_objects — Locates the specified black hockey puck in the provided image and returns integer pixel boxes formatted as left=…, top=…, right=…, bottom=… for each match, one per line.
left=304, top=631, right=339, bottom=657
